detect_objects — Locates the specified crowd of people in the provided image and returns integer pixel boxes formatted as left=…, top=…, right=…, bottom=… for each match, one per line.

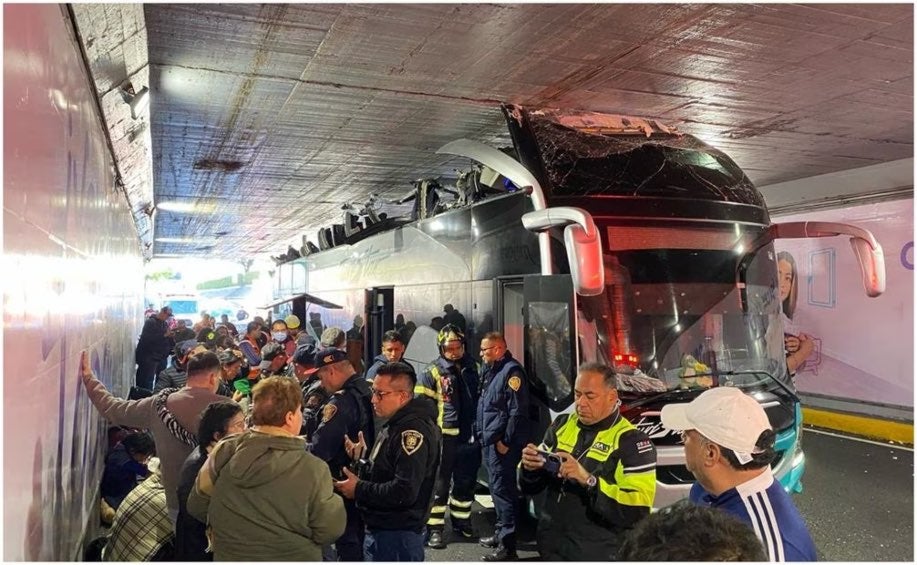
left=81, top=306, right=817, bottom=562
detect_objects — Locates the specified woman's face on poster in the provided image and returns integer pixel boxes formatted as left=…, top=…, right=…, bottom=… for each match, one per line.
left=778, top=258, right=794, bottom=301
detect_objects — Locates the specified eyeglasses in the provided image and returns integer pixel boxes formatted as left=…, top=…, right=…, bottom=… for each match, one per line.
left=371, top=389, right=405, bottom=399
left=680, top=430, right=710, bottom=445
left=480, top=345, right=498, bottom=352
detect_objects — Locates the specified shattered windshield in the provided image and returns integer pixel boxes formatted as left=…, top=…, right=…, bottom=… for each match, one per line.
left=577, top=223, right=788, bottom=395
left=526, top=111, right=762, bottom=205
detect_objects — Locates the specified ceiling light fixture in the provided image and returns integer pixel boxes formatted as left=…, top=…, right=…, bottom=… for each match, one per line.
left=156, top=200, right=218, bottom=214
left=120, top=82, right=150, bottom=120
left=154, top=236, right=217, bottom=244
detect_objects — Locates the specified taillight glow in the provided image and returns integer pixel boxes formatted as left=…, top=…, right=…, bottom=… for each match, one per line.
left=613, top=353, right=639, bottom=366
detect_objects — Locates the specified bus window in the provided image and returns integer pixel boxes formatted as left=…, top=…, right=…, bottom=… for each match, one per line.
left=527, top=301, right=573, bottom=404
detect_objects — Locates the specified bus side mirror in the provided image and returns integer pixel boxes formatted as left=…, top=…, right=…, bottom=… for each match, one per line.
left=849, top=236, right=886, bottom=297
left=772, top=221, right=886, bottom=297
left=522, top=207, right=605, bottom=296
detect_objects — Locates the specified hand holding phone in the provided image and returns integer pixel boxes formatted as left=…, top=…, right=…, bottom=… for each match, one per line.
left=536, top=449, right=562, bottom=475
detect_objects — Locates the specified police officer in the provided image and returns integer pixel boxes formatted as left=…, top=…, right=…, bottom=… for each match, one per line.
left=289, top=344, right=328, bottom=440
left=415, top=324, right=480, bottom=549
left=519, top=362, right=657, bottom=561
left=477, top=332, right=531, bottom=561
left=334, top=362, right=441, bottom=561
left=309, top=348, right=375, bottom=561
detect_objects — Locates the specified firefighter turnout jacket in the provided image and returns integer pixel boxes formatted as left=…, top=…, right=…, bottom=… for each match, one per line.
left=415, top=354, right=479, bottom=440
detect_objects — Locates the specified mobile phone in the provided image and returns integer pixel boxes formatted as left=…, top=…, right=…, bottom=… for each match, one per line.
left=536, top=449, right=562, bottom=475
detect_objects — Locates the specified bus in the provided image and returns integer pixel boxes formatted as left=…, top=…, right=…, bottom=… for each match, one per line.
left=269, top=104, right=885, bottom=507
left=161, top=293, right=200, bottom=327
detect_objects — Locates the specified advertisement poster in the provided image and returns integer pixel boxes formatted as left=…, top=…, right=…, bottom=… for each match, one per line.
left=773, top=199, right=913, bottom=409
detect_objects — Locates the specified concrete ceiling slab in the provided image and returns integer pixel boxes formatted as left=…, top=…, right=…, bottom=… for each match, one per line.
left=76, top=3, right=912, bottom=260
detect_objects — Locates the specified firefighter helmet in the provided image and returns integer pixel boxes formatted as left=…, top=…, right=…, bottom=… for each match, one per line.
left=437, top=324, right=465, bottom=356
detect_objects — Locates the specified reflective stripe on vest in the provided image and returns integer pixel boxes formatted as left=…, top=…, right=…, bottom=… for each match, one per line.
left=554, top=412, right=656, bottom=508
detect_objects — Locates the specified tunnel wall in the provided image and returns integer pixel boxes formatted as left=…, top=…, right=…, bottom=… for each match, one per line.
left=3, top=5, right=144, bottom=560
left=773, top=197, right=914, bottom=421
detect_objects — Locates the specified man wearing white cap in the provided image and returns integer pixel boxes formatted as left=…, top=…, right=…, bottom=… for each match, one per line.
left=660, top=387, right=817, bottom=562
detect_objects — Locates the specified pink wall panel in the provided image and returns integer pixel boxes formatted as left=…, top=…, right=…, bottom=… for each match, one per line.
left=774, top=199, right=914, bottom=409
left=3, top=5, right=144, bottom=560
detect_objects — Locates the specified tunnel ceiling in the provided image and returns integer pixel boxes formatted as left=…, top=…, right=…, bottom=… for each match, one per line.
left=120, top=3, right=912, bottom=259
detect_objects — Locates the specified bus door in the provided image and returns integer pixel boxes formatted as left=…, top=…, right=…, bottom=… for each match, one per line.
left=494, top=276, right=525, bottom=358
left=522, top=274, right=577, bottom=440
left=363, top=287, right=394, bottom=374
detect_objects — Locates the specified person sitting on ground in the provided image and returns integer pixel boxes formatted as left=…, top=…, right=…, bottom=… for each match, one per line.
left=100, top=430, right=156, bottom=513
left=174, top=401, right=246, bottom=561
left=103, top=457, right=174, bottom=561
left=617, top=499, right=767, bottom=561
left=187, top=377, right=346, bottom=561
left=81, top=349, right=230, bottom=523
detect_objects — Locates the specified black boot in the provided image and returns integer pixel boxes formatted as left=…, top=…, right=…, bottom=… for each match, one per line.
left=482, top=534, right=517, bottom=561
left=482, top=546, right=518, bottom=561
left=479, top=535, right=499, bottom=549
left=426, top=530, right=447, bottom=550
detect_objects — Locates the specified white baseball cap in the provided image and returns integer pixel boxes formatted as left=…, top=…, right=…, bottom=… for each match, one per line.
left=660, top=387, right=772, bottom=464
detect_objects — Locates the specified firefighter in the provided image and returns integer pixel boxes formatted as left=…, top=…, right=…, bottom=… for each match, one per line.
left=415, top=324, right=480, bottom=549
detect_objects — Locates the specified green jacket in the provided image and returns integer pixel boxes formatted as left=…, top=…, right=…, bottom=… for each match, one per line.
left=188, top=429, right=345, bottom=561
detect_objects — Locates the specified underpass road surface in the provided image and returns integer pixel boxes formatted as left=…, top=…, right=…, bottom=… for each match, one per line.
left=794, top=428, right=913, bottom=561
left=423, top=429, right=913, bottom=562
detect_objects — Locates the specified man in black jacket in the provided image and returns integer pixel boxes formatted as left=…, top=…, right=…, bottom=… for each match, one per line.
left=135, top=306, right=174, bottom=390
left=335, top=362, right=442, bottom=562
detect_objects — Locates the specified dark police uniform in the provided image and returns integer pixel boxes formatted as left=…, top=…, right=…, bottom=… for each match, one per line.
left=354, top=397, right=442, bottom=561
left=415, top=352, right=480, bottom=536
left=477, top=351, right=531, bottom=551
left=308, top=373, right=375, bottom=561
left=299, top=375, right=329, bottom=440
left=519, top=409, right=657, bottom=561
